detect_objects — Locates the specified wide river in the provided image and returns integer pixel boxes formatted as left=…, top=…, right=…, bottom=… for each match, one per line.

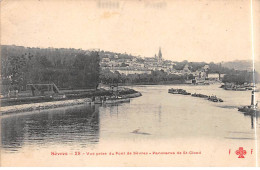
left=1, top=84, right=259, bottom=166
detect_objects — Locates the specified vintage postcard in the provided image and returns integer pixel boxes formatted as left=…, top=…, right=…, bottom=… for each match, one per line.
left=0, top=0, right=260, bottom=167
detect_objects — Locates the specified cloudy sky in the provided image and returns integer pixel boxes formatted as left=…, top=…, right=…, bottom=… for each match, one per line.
left=1, top=0, right=260, bottom=62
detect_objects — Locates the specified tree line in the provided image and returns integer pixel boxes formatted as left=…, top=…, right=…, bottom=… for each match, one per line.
left=172, top=60, right=235, bottom=74
left=1, top=45, right=100, bottom=93
left=100, top=69, right=187, bottom=85
left=222, top=70, right=258, bottom=85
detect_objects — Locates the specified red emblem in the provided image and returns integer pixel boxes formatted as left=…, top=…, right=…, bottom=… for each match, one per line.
left=235, top=147, right=247, bottom=158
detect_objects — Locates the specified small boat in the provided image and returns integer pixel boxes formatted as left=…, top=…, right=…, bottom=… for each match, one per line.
left=238, top=106, right=252, bottom=112
left=183, top=92, right=191, bottom=95
left=212, top=98, right=218, bottom=102
left=235, top=88, right=247, bottom=91
left=168, top=88, right=178, bottom=94
left=178, top=89, right=190, bottom=95
left=238, top=91, right=259, bottom=116
left=241, top=106, right=259, bottom=116
left=199, top=94, right=208, bottom=98
left=191, top=93, right=208, bottom=98
left=177, top=89, right=185, bottom=94
left=218, top=98, right=224, bottom=102
left=168, top=88, right=191, bottom=95
left=208, top=96, right=218, bottom=102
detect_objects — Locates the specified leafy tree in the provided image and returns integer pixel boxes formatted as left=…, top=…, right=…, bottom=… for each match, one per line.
left=222, top=71, right=253, bottom=85
left=8, top=55, right=26, bottom=90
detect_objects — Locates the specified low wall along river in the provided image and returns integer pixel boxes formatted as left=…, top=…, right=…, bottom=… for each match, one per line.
left=0, top=92, right=142, bottom=115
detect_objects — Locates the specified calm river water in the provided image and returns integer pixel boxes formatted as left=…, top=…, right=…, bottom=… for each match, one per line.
left=1, top=84, right=259, bottom=160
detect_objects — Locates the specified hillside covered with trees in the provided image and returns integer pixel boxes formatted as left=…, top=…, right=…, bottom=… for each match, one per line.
left=1, top=45, right=100, bottom=93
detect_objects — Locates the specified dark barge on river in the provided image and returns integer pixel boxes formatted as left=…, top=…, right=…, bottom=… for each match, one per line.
left=168, top=88, right=191, bottom=95
left=238, top=90, right=259, bottom=116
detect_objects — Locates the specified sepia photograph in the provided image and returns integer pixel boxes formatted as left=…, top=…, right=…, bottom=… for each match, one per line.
left=0, top=0, right=260, bottom=167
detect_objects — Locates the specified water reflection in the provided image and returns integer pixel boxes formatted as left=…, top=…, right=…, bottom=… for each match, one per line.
left=1, top=104, right=100, bottom=152
left=239, top=111, right=259, bottom=129
left=251, top=115, right=254, bottom=129
left=250, top=113, right=259, bottom=129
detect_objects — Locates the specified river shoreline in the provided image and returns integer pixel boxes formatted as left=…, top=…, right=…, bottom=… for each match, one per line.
left=0, top=98, right=92, bottom=115
left=1, top=87, right=140, bottom=106
left=0, top=92, right=142, bottom=115
left=117, top=80, right=186, bottom=86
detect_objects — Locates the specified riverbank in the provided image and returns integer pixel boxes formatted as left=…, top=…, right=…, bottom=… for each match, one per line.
left=0, top=98, right=92, bottom=115
left=117, top=80, right=223, bottom=86
left=0, top=91, right=142, bottom=115
left=117, top=80, right=185, bottom=86
left=1, top=88, right=140, bottom=106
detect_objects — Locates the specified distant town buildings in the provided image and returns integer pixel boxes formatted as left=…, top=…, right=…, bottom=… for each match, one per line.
left=101, top=47, right=176, bottom=75
left=100, top=48, right=222, bottom=83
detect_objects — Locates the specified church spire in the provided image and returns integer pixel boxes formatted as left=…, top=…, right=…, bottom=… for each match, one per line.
left=158, top=47, right=162, bottom=62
